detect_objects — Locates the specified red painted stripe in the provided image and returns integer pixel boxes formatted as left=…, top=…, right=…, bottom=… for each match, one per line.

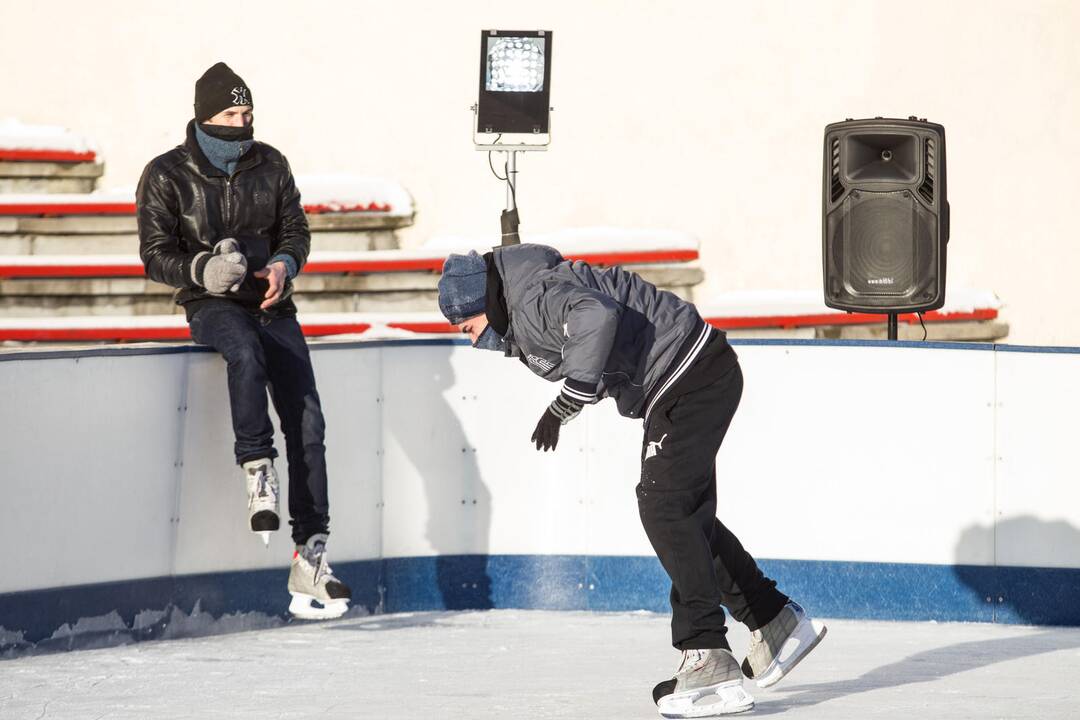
left=304, top=258, right=446, bottom=273
left=387, top=322, right=458, bottom=334
left=0, top=149, right=97, bottom=163
left=0, top=264, right=144, bottom=278
left=571, top=249, right=699, bottom=266
left=300, top=323, right=372, bottom=337
left=0, top=322, right=372, bottom=342
left=0, top=203, right=135, bottom=216
left=1, top=249, right=699, bottom=279
left=704, top=308, right=999, bottom=330
left=305, top=250, right=697, bottom=275
left=0, top=201, right=393, bottom=217
left=305, top=202, right=392, bottom=214
left=0, top=326, right=191, bottom=342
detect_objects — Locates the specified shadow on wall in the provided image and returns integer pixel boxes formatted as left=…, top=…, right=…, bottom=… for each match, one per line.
left=954, top=516, right=1080, bottom=626
left=385, top=344, right=493, bottom=610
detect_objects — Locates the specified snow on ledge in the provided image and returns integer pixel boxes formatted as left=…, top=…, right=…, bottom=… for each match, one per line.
left=425, top=227, right=699, bottom=255
left=0, top=174, right=414, bottom=217
left=696, top=289, right=1002, bottom=318
left=298, top=174, right=413, bottom=217
left=0, top=118, right=98, bottom=156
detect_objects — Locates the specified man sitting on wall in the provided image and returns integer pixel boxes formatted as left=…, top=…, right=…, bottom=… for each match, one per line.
left=136, top=62, right=350, bottom=619
left=436, top=244, right=827, bottom=718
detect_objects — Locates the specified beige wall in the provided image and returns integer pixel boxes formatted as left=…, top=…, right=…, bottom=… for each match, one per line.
left=2, top=0, right=1079, bottom=344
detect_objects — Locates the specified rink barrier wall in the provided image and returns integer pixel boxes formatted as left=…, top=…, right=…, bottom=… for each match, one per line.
left=4, top=556, right=1079, bottom=649
left=2, top=338, right=1080, bottom=648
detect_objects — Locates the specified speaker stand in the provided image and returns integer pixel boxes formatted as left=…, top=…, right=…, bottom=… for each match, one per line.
left=887, top=313, right=899, bottom=341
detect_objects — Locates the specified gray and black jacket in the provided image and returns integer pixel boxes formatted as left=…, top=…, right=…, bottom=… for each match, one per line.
left=486, top=243, right=735, bottom=421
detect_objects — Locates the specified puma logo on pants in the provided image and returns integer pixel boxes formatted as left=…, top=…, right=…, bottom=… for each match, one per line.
left=645, top=433, right=668, bottom=460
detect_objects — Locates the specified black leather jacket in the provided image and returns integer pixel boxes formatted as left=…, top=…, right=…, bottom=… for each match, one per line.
left=136, top=121, right=309, bottom=315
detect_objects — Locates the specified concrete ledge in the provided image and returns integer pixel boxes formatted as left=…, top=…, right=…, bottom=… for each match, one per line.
left=0, top=178, right=97, bottom=194
left=0, top=263, right=703, bottom=316
left=0, top=229, right=401, bottom=256
left=0, top=211, right=415, bottom=236
left=308, top=212, right=415, bottom=231
left=819, top=320, right=1011, bottom=342
left=0, top=160, right=104, bottom=179
left=0, top=159, right=103, bottom=194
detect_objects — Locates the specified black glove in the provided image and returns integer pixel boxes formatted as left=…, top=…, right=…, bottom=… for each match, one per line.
left=530, top=395, right=583, bottom=452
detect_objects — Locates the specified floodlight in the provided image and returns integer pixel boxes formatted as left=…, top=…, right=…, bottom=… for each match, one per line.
left=476, top=30, right=552, bottom=134
left=472, top=29, right=553, bottom=246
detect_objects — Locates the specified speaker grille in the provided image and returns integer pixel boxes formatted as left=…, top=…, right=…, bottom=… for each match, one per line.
left=918, top=138, right=936, bottom=204
left=843, top=192, right=916, bottom=296
left=827, top=190, right=938, bottom=307
left=830, top=138, right=843, bottom=202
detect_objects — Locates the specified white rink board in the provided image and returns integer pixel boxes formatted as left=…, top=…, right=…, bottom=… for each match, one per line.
left=1, top=340, right=1079, bottom=597
left=717, top=345, right=998, bottom=566
left=0, top=352, right=187, bottom=591
left=994, top=350, right=1080, bottom=568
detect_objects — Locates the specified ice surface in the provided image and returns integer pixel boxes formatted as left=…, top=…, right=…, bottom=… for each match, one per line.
left=1, top=610, right=1077, bottom=719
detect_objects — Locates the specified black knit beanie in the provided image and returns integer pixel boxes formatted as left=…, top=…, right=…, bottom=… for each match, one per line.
left=194, top=62, right=253, bottom=122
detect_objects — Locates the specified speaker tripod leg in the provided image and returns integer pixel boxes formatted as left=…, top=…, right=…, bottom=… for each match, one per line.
left=887, top=313, right=899, bottom=341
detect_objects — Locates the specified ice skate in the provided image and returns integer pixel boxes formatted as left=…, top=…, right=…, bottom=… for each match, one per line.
left=287, top=533, right=351, bottom=620
left=242, top=458, right=279, bottom=545
left=654, top=648, right=754, bottom=718
left=741, top=601, right=827, bottom=689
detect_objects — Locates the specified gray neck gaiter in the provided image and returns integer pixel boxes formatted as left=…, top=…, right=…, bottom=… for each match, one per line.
left=194, top=123, right=254, bottom=176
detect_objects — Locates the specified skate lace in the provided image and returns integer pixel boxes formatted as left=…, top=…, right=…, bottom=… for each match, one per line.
left=311, top=551, right=335, bottom=586
left=248, top=467, right=277, bottom=508
left=259, top=470, right=277, bottom=500
left=677, top=649, right=707, bottom=673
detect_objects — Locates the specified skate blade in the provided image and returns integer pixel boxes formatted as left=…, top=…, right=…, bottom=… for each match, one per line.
left=756, top=617, right=828, bottom=689
left=657, top=680, right=754, bottom=718
left=288, top=592, right=349, bottom=620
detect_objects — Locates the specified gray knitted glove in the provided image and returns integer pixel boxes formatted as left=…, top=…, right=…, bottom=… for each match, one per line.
left=192, top=238, right=247, bottom=293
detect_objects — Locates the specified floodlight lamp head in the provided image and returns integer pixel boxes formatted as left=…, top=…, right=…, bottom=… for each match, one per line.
left=486, top=36, right=545, bottom=92
left=476, top=29, right=552, bottom=135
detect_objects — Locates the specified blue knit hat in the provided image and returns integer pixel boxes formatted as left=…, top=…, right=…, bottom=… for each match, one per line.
left=437, top=251, right=488, bottom=324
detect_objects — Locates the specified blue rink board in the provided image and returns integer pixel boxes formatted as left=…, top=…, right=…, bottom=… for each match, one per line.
left=3, top=556, right=1079, bottom=649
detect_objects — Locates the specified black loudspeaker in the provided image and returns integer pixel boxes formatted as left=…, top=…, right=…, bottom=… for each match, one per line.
left=822, top=117, right=949, bottom=313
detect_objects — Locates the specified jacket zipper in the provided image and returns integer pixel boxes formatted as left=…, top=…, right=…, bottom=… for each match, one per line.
left=224, top=176, right=232, bottom=232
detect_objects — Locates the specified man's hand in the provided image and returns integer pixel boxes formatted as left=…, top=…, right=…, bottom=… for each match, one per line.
left=530, top=395, right=584, bottom=452
left=196, top=238, right=247, bottom=294
left=255, top=261, right=287, bottom=309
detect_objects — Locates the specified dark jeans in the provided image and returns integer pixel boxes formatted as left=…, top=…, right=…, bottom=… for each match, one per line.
left=188, top=299, right=330, bottom=544
left=637, top=332, right=789, bottom=650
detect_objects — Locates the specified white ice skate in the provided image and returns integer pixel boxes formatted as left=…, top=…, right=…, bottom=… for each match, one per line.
left=242, top=458, right=279, bottom=546
left=287, top=533, right=351, bottom=620
left=741, top=601, right=827, bottom=689
left=654, top=648, right=754, bottom=718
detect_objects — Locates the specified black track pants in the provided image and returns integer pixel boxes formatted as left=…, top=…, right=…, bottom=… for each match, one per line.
left=637, top=335, right=789, bottom=650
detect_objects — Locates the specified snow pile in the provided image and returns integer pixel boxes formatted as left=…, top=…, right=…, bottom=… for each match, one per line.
left=425, top=226, right=698, bottom=255
left=0, top=118, right=98, bottom=154
left=0, top=601, right=324, bottom=658
left=298, top=174, right=414, bottom=216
